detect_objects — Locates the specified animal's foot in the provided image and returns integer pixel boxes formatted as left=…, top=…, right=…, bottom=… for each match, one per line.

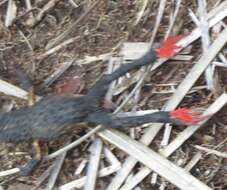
left=18, top=159, right=41, bottom=176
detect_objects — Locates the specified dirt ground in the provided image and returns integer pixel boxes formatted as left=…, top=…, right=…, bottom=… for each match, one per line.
left=0, top=0, right=226, bottom=189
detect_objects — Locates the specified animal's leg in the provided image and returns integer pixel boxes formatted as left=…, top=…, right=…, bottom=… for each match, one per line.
left=19, top=140, right=42, bottom=176
left=86, top=111, right=174, bottom=129
left=87, top=49, right=157, bottom=102
left=86, top=109, right=205, bottom=128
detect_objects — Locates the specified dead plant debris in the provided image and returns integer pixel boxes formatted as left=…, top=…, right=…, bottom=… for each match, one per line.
left=0, top=0, right=226, bottom=189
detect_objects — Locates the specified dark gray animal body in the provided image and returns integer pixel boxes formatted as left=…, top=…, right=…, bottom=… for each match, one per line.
left=0, top=49, right=176, bottom=143
left=0, top=48, right=189, bottom=176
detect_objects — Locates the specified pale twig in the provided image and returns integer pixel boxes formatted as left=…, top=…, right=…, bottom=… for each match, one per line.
left=171, top=54, right=193, bottom=61
left=0, top=0, right=8, bottom=6
left=120, top=168, right=151, bottom=190
left=188, top=9, right=200, bottom=30
left=197, top=0, right=214, bottom=90
left=28, top=0, right=61, bottom=27
left=213, top=61, right=227, bottom=67
left=151, top=85, right=207, bottom=94
left=113, top=44, right=151, bottom=113
left=105, top=57, right=120, bottom=101
left=120, top=42, right=150, bottom=61
left=160, top=123, right=171, bottom=146
left=99, top=129, right=212, bottom=190
left=45, top=151, right=67, bottom=190
left=38, top=37, right=79, bottom=60
left=184, top=152, right=203, bottom=171
left=25, top=0, right=32, bottom=10
left=60, top=161, right=121, bottom=189
left=40, top=60, right=75, bottom=89
left=198, top=0, right=210, bottom=50
left=164, top=0, right=182, bottom=39
left=59, top=147, right=121, bottom=189
left=32, top=165, right=54, bottom=190
left=5, top=0, right=17, bottom=27
left=149, top=0, right=167, bottom=44
left=103, top=147, right=121, bottom=169
left=0, top=79, right=40, bottom=100
left=177, top=2, right=227, bottom=48
left=218, top=53, right=227, bottom=64
left=194, top=145, right=227, bottom=158
left=25, top=0, right=34, bottom=23
left=45, top=125, right=103, bottom=160
left=120, top=42, right=150, bottom=137
left=84, top=138, right=103, bottom=190
left=76, top=53, right=111, bottom=65
left=0, top=168, right=20, bottom=177
left=134, top=0, right=149, bottom=26
left=74, top=159, right=87, bottom=175
left=113, top=67, right=148, bottom=113
left=19, top=30, right=34, bottom=52
left=68, top=0, right=79, bottom=8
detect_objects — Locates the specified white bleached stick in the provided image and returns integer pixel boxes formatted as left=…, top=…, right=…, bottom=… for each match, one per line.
left=84, top=138, right=103, bottom=190
left=59, top=147, right=121, bottom=189
left=5, top=0, right=17, bottom=27
left=0, top=79, right=39, bottom=100
left=194, top=145, right=227, bottom=158
left=197, top=0, right=213, bottom=90
left=184, top=152, right=203, bottom=171
left=45, top=151, right=67, bottom=190
left=99, top=129, right=212, bottom=190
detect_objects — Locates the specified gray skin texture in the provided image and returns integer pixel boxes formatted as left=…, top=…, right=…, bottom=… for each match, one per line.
left=0, top=49, right=178, bottom=143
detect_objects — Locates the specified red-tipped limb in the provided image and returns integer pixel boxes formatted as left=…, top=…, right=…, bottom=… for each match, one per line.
left=170, top=108, right=208, bottom=125
left=156, top=35, right=186, bottom=58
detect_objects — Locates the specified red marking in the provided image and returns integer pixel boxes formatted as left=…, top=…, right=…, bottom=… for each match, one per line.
left=58, top=77, right=85, bottom=94
left=170, top=108, right=207, bottom=125
left=100, top=100, right=115, bottom=110
left=156, top=35, right=186, bottom=58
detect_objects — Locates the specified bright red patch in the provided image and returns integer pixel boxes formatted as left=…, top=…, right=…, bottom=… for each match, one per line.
left=156, top=35, right=185, bottom=58
left=170, top=108, right=206, bottom=125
